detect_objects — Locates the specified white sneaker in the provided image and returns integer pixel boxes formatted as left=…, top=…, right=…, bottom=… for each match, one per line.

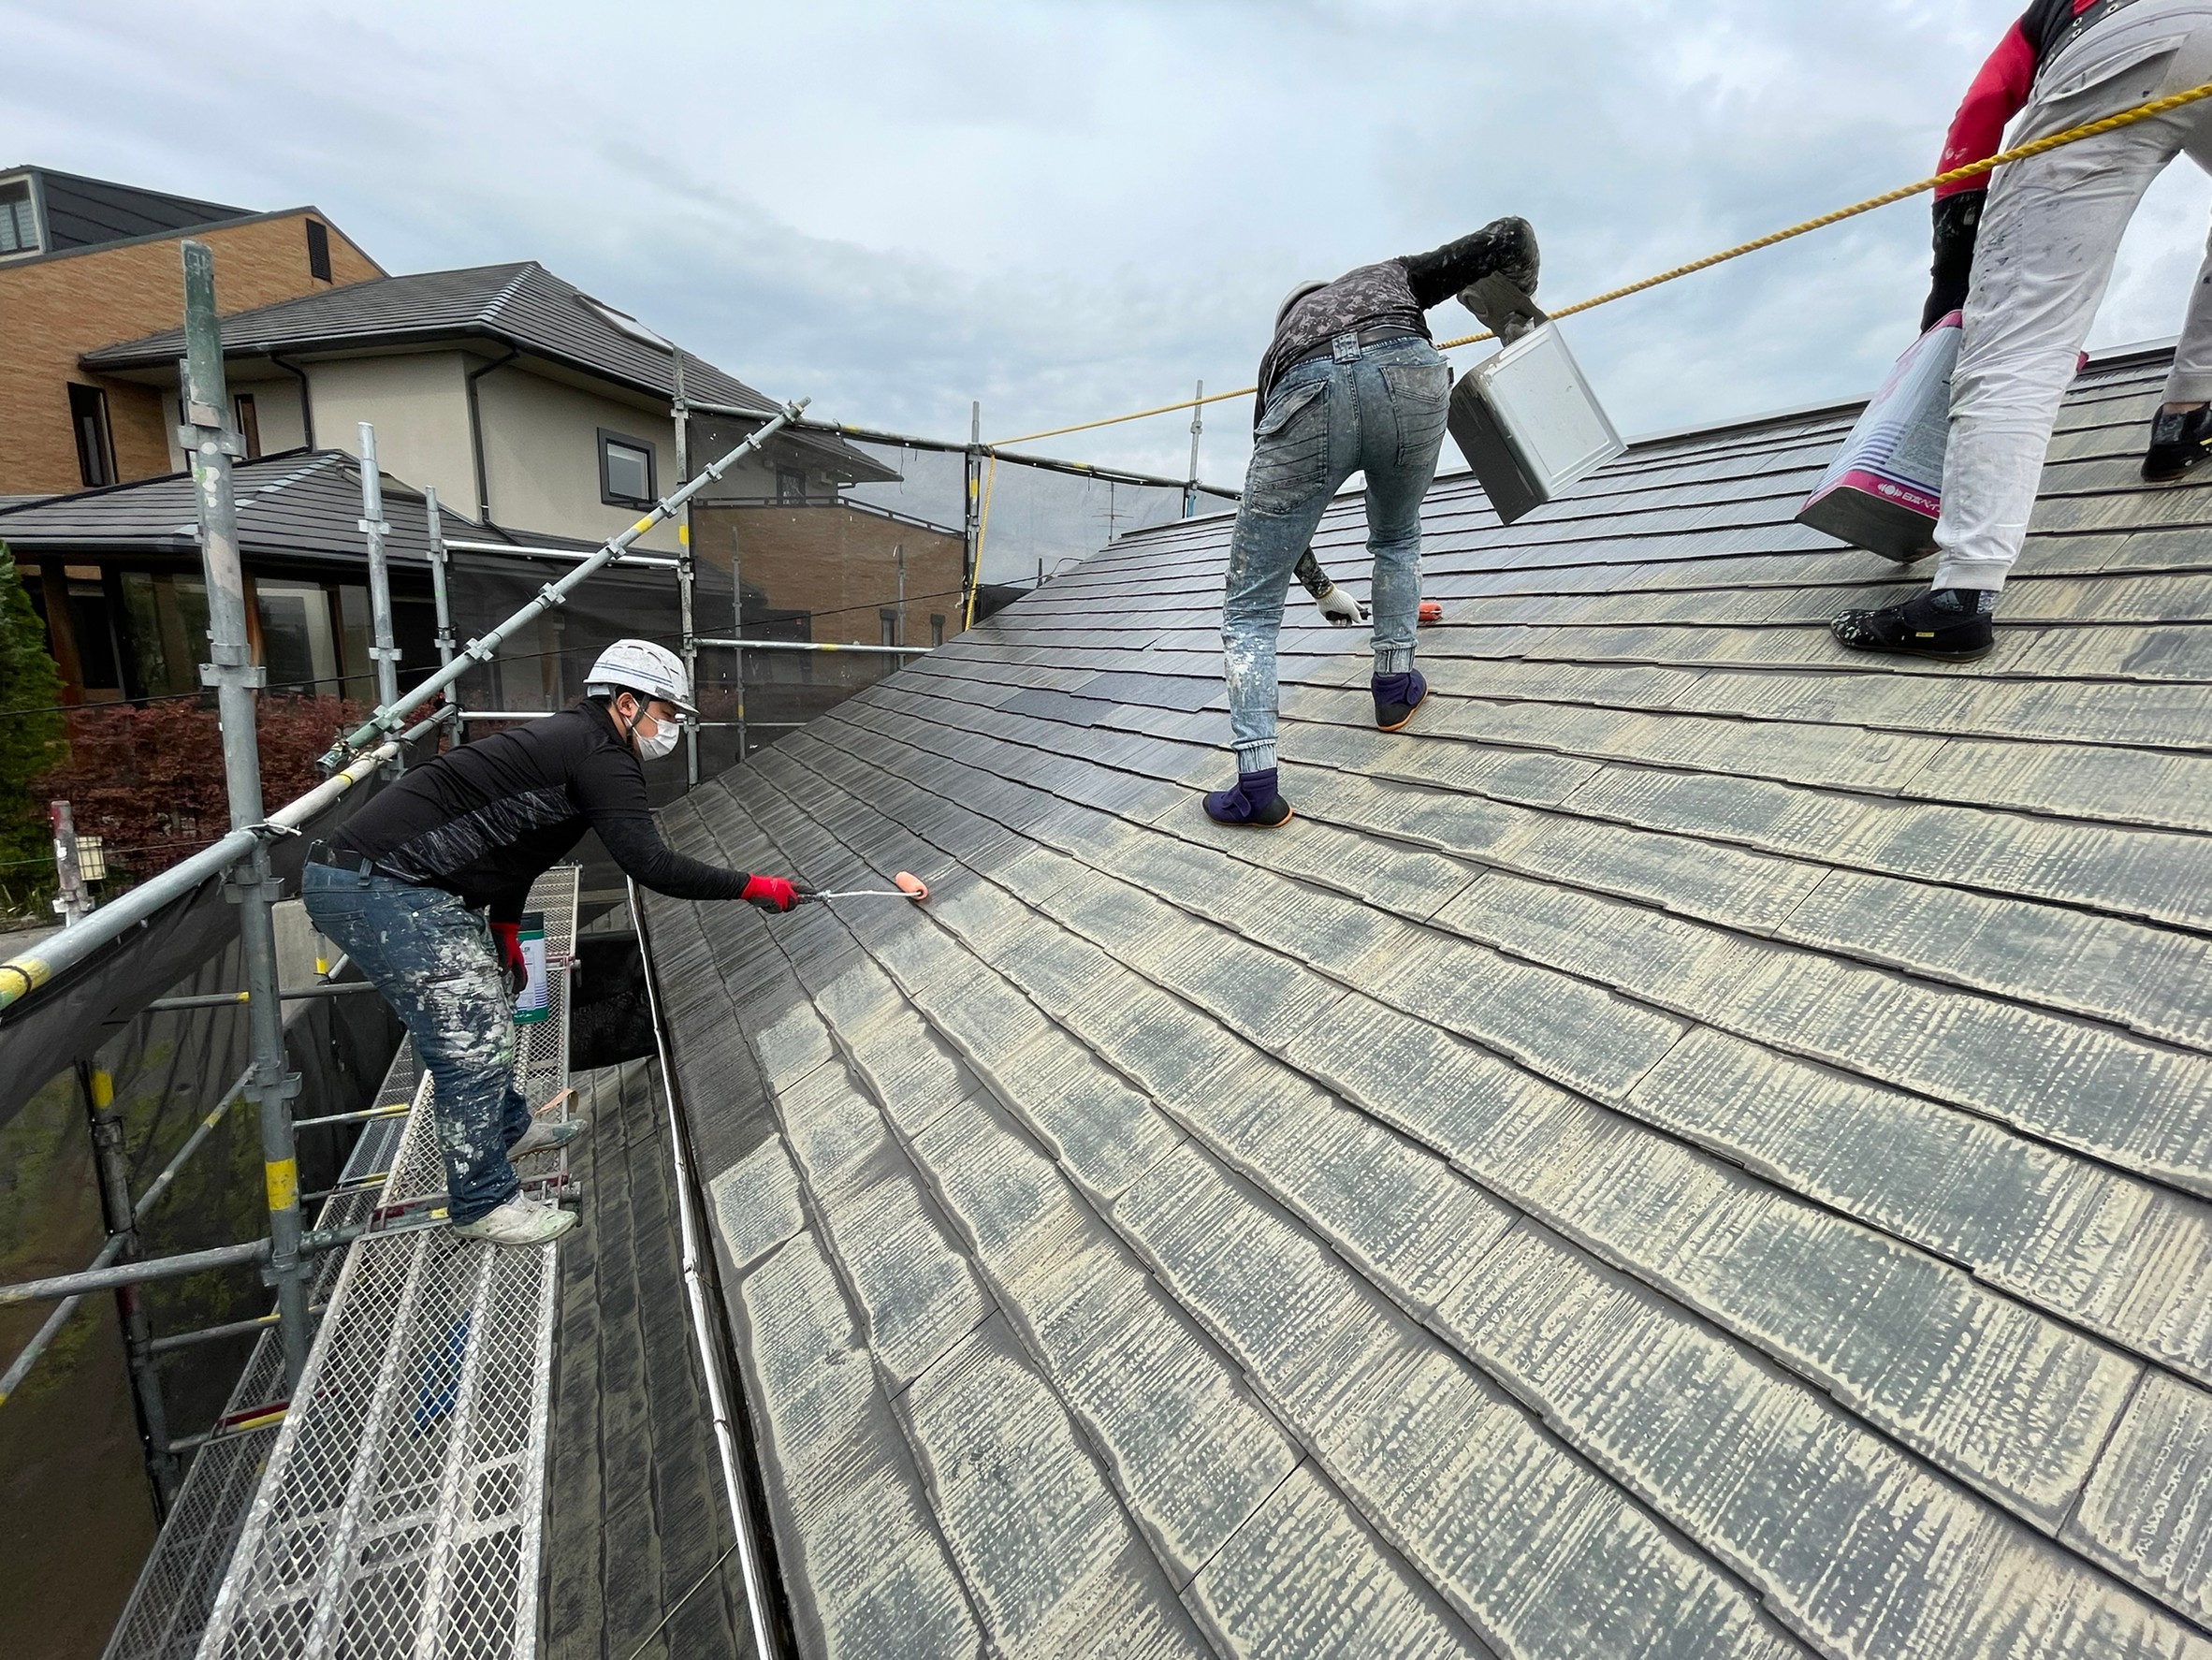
left=452, top=1194, right=577, bottom=1246
left=509, top=1116, right=585, bottom=1158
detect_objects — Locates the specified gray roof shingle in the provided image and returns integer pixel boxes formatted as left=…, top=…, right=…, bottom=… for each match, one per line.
left=643, top=342, right=2212, bottom=1658
left=0, top=449, right=585, bottom=566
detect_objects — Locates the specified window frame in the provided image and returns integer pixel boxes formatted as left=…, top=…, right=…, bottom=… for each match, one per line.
left=880, top=607, right=900, bottom=648
left=930, top=613, right=946, bottom=648
left=234, top=392, right=262, bottom=459
left=0, top=175, right=43, bottom=260
left=68, top=384, right=116, bottom=488
left=305, top=218, right=332, bottom=282
left=596, top=428, right=658, bottom=509
left=775, top=466, right=808, bottom=505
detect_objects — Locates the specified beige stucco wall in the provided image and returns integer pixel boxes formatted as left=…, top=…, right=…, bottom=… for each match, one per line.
left=163, top=374, right=309, bottom=471
left=474, top=369, right=691, bottom=553
left=305, top=353, right=476, bottom=514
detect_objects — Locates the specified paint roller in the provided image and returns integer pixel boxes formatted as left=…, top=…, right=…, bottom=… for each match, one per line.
left=797, top=872, right=930, bottom=906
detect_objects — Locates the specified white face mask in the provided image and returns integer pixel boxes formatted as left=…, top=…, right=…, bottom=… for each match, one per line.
left=623, top=700, right=681, bottom=761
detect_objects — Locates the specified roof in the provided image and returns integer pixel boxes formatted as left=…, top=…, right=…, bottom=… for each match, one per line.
left=641, top=344, right=2212, bottom=1657
left=2, top=166, right=252, bottom=255
left=0, top=449, right=584, bottom=567
left=81, top=261, right=896, bottom=485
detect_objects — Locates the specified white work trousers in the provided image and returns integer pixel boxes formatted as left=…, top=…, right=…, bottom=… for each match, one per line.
left=1936, top=0, right=2212, bottom=591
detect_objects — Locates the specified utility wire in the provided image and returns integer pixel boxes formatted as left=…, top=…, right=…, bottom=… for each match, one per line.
left=990, top=78, right=2212, bottom=448
left=617, top=1543, right=740, bottom=1660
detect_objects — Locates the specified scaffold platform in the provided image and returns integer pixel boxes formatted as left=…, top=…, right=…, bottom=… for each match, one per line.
left=103, top=868, right=580, bottom=1660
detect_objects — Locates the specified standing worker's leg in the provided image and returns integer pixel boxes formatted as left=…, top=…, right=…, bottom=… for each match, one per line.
left=2148, top=211, right=2212, bottom=479
left=1836, top=14, right=2207, bottom=660
left=302, top=865, right=576, bottom=1245
left=1355, top=338, right=1450, bottom=730
left=1213, top=355, right=1355, bottom=825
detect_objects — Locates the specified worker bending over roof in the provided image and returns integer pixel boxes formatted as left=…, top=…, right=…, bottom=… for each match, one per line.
left=1835, top=0, right=2212, bottom=662
left=302, top=640, right=810, bottom=1247
left=1208, top=217, right=1540, bottom=826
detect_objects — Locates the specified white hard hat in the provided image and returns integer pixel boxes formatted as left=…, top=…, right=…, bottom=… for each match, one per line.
left=585, top=639, right=696, bottom=714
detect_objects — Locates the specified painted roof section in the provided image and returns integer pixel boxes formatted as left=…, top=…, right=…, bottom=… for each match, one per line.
left=0, top=449, right=575, bottom=567
left=3, top=166, right=253, bottom=252
left=643, top=346, right=2212, bottom=1659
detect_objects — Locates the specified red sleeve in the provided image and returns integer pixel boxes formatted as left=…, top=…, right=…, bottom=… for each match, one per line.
left=1936, top=21, right=2037, bottom=197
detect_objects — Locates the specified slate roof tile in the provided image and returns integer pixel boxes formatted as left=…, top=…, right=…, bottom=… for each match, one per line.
left=648, top=346, right=2212, bottom=1656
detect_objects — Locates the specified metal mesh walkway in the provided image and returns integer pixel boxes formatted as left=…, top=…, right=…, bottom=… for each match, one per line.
left=103, top=868, right=581, bottom=1660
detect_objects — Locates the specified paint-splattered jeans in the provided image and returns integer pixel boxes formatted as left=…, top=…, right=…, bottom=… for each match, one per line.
left=1222, top=331, right=1450, bottom=774
left=301, top=863, right=531, bottom=1224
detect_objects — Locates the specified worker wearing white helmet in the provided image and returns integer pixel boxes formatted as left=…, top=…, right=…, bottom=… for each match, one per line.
left=301, top=639, right=811, bottom=1247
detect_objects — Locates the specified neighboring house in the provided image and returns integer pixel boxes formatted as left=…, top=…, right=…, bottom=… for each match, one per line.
left=78, top=262, right=898, bottom=560
left=0, top=451, right=629, bottom=711
left=692, top=496, right=965, bottom=649
left=0, top=165, right=383, bottom=496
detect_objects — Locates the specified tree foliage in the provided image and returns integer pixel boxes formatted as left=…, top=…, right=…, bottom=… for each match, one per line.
left=0, top=545, right=65, bottom=912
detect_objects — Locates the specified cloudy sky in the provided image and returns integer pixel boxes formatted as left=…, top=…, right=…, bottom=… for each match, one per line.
left=15, top=0, right=2210, bottom=496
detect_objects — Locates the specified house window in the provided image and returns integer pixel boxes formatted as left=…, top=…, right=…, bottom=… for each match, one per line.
left=235, top=393, right=262, bottom=459
left=0, top=179, right=36, bottom=256
left=306, top=218, right=332, bottom=282
left=880, top=608, right=899, bottom=648
left=930, top=613, right=945, bottom=648
left=598, top=429, right=656, bottom=507
left=66, top=567, right=122, bottom=693
left=68, top=385, right=116, bottom=488
left=255, top=580, right=342, bottom=696
left=776, top=467, right=807, bottom=504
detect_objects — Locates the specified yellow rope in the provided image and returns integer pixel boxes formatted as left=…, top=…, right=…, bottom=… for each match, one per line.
left=991, top=78, right=2212, bottom=448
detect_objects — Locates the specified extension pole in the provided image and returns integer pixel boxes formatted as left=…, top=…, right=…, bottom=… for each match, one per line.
left=423, top=484, right=459, bottom=743
left=180, top=239, right=313, bottom=1390
left=673, top=354, right=702, bottom=788
left=80, top=1061, right=177, bottom=1511
left=316, top=400, right=807, bottom=773
left=356, top=423, right=402, bottom=770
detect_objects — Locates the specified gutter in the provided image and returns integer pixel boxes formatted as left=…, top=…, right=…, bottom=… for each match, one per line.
left=270, top=353, right=314, bottom=448
left=465, top=347, right=520, bottom=523
left=630, top=877, right=787, bottom=1660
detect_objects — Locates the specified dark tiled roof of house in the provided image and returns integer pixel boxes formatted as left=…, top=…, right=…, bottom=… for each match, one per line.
left=5, top=166, right=252, bottom=253
left=76, top=262, right=892, bottom=486
left=81, top=261, right=773, bottom=410
left=0, top=450, right=501, bottom=566
left=642, top=344, right=2212, bottom=1658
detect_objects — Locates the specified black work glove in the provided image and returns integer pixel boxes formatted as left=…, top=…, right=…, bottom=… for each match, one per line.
left=1922, top=190, right=1983, bottom=332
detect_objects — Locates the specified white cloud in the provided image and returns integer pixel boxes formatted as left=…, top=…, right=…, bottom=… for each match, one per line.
left=15, top=0, right=2209, bottom=516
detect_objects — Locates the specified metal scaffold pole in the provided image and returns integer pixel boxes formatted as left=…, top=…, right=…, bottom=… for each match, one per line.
left=1185, top=379, right=1203, bottom=518
left=79, top=1060, right=178, bottom=1510
left=730, top=527, right=746, bottom=763
left=356, top=423, right=402, bottom=766
left=423, top=484, right=459, bottom=738
left=673, top=356, right=701, bottom=788
left=179, top=239, right=313, bottom=1389
left=963, top=400, right=982, bottom=632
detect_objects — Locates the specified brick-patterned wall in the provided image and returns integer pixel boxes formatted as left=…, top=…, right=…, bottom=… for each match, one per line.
left=691, top=503, right=966, bottom=646
left=0, top=211, right=381, bottom=495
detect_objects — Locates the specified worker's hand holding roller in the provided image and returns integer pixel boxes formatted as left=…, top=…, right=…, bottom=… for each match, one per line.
left=740, top=875, right=817, bottom=912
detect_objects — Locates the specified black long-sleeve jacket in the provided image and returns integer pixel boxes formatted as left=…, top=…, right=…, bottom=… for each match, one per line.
left=330, top=699, right=755, bottom=922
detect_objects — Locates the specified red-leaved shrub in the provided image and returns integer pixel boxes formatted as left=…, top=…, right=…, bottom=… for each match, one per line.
left=35, top=696, right=365, bottom=881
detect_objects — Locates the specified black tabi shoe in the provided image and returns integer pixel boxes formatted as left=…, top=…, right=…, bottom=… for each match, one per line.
left=2143, top=405, right=2212, bottom=483
left=1830, top=588, right=1995, bottom=663
left=1373, top=670, right=1427, bottom=733
left=1203, top=767, right=1293, bottom=828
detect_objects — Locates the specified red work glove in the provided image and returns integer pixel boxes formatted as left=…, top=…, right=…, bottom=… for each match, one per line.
left=491, top=921, right=529, bottom=997
left=740, top=874, right=813, bottom=913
